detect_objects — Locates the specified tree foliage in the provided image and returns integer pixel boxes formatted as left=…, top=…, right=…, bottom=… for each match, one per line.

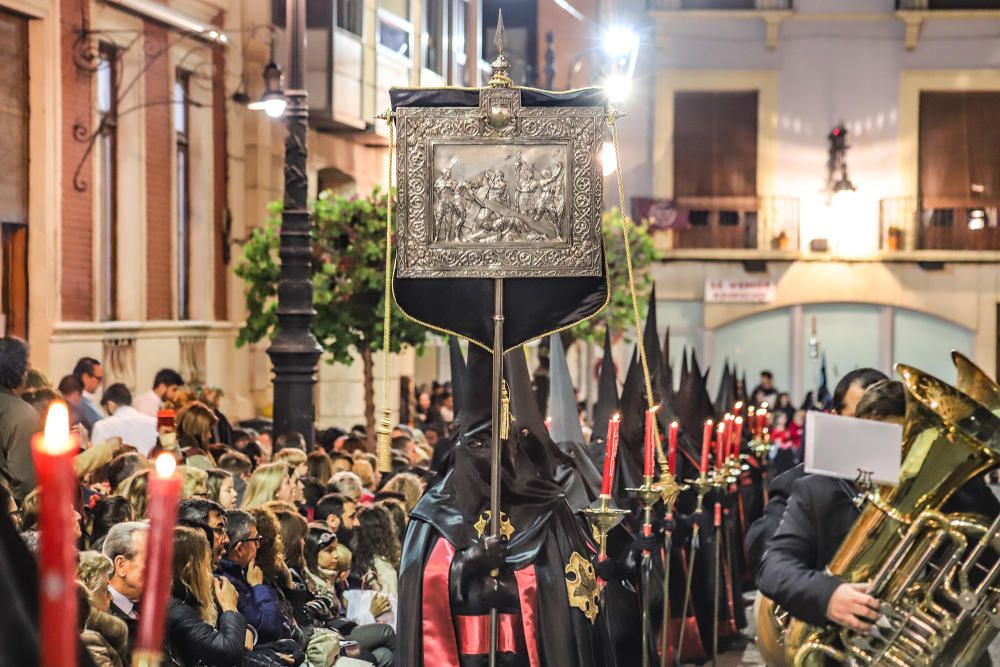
left=235, top=188, right=428, bottom=364
left=570, top=208, right=658, bottom=343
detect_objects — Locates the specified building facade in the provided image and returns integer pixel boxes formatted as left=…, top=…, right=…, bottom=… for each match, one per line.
left=610, top=0, right=1000, bottom=402
left=0, top=0, right=497, bottom=427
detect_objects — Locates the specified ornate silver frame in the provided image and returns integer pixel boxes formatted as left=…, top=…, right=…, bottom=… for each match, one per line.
left=394, top=86, right=605, bottom=279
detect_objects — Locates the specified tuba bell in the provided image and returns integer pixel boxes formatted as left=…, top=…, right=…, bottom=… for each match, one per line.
left=786, top=363, right=1000, bottom=666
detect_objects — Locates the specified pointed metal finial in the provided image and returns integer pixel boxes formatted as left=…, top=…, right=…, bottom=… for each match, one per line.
left=489, top=10, right=513, bottom=88
left=495, top=9, right=505, bottom=58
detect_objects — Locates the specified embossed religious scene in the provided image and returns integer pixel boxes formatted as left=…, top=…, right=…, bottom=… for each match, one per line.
left=393, top=82, right=605, bottom=279
left=430, top=143, right=570, bottom=246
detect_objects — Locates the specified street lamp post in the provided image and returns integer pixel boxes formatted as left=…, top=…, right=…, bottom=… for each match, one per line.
left=266, top=0, right=321, bottom=447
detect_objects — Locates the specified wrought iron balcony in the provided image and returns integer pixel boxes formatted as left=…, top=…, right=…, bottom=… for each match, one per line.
left=897, top=0, right=1000, bottom=9
left=648, top=0, right=791, bottom=10
left=879, top=196, right=1000, bottom=252
left=633, top=195, right=799, bottom=254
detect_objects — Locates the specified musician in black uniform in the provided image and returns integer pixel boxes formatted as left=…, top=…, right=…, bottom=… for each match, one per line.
left=745, top=368, right=887, bottom=575
left=757, top=380, right=1000, bottom=634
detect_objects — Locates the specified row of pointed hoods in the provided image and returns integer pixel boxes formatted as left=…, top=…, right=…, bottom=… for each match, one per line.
left=441, top=286, right=747, bottom=505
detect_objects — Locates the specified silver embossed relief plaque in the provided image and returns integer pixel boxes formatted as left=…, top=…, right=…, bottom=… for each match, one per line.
left=394, top=87, right=605, bottom=279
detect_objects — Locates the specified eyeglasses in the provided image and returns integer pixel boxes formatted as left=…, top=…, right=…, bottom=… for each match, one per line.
left=237, top=536, right=263, bottom=546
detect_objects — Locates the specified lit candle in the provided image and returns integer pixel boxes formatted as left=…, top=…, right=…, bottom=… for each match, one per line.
left=733, top=401, right=744, bottom=417
left=734, top=416, right=744, bottom=455
left=600, top=414, right=621, bottom=496
left=723, top=414, right=734, bottom=460
left=700, top=419, right=713, bottom=474
left=32, top=402, right=78, bottom=667
left=545, top=416, right=552, bottom=432
left=668, top=421, right=679, bottom=475
left=135, top=454, right=183, bottom=663
left=716, top=422, right=726, bottom=469
left=643, top=407, right=658, bottom=478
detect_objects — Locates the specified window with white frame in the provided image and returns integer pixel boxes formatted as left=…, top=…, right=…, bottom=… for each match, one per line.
left=97, top=43, right=118, bottom=321
left=379, top=0, right=411, bottom=57
left=174, top=69, right=191, bottom=320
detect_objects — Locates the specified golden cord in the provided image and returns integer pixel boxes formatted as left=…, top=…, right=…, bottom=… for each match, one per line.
left=376, top=110, right=395, bottom=473
left=609, top=110, right=669, bottom=475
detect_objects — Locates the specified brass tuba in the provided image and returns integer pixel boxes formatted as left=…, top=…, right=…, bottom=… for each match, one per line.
left=786, top=362, right=1000, bottom=666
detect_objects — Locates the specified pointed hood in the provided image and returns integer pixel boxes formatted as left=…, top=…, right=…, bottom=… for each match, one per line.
left=641, top=285, right=673, bottom=414
left=615, top=346, right=645, bottom=495
left=448, top=336, right=467, bottom=422
left=591, top=329, right=619, bottom=462
left=548, top=333, right=585, bottom=446
left=662, top=326, right=674, bottom=405
left=413, top=345, right=570, bottom=562
left=714, top=360, right=735, bottom=416
left=676, top=347, right=716, bottom=439
left=680, top=347, right=690, bottom=388
left=506, top=347, right=600, bottom=509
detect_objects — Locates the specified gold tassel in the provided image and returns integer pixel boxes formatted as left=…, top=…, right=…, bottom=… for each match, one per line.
left=500, top=381, right=511, bottom=440
left=376, top=407, right=393, bottom=473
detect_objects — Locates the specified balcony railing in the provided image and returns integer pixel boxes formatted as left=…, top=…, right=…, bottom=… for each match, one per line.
left=880, top=196, right=1000, bottom=251
left=648, top=0, right=791, bottom=9
left=897, top=0, right=1000, bottom=9
left=634, top=195, right=799, bottom=252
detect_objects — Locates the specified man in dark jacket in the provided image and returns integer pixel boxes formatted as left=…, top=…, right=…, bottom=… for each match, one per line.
left=0, top=337, right=39, bottom=500
left=746, top=368, right=887, bottom=575
left=757, top=380, right=1000, bottom=633
left=179, top=498, right=229, bottom=566
left=218, top=510, right=285, bottom=644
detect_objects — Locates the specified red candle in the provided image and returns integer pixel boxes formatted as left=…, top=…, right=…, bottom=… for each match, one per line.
left=643, top=408, right=658, bottom=478
left=136, top=454, right=183, bottom=661
left=700, top=420, right=713, bottom=474
left=668, top=421, right=679, bottom=475
left=733, top=401, right=744, bottom=417
left=545, top=416, right=552, bottom=432
left=716, top=422, right=725, bottom=469
left=600, top=414, right=621, bottom=496
left=734, top=417, right=744, bottom=454
left=723, top=415, right=734, bottom=460
left=33, top=402, right=78, bottom=667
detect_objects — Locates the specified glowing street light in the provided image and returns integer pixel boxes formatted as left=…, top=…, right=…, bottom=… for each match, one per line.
left=248, top=60, right=287, bottom=118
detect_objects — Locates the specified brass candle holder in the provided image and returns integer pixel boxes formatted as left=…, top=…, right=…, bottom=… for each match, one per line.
left=581, top=493, right=630, bottom=563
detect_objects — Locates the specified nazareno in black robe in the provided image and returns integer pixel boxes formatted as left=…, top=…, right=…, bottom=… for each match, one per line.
left=396, top=346, right=609, bottom=667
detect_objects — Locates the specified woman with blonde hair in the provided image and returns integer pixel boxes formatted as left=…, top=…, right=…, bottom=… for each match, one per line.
left=274, top=448, right=308, bottom=503
left=176, top=401, right=217, bottom=451
left=240, top=462, right=293, bottom=509
left=117, top=470, right=150, bottom=519
left=165, top=526, right=247, bottom=666
left=179, top=465, right=209, bottom=499
left=381, top=472, right=423, bottom=512
left=77, top=551, right=128, bottom=667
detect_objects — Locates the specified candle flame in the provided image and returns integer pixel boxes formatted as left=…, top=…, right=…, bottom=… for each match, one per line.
left=155, top=453, right=177, bottom=478
left=734, top=401, right=744, bottom=409
left=716, top=423, right=725, bottom=433
left=735, top=416, right=744, bottom=425
left=647, top=405, right=660, bottom=414
left=705, top=419, right=713, bottom=426
left=40, top=402, right=73, bottom=455
left=612, top=414, right=620, bottom=423
left=670, top=421, right=678, bottom=428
